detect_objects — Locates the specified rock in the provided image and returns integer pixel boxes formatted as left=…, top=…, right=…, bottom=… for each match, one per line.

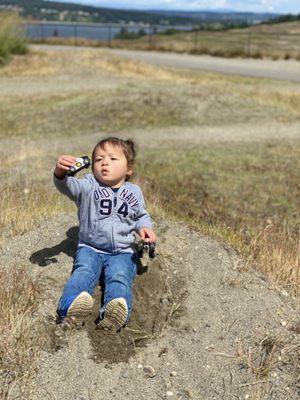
left=137, top=364, right=143, bottom=369
left=143, top=365, right=156, bottom=378
left=163, top=377, right=172, bottom=390
left=121, top=370, right=129, bottom=378
left=158, top=347, right=168, bottom=357
left=170, top=371, right=177, bottom=377
left=161, top=297, right=169, bottom=305
left=166, top=391, right=174, bottom=397
left=280, top=289, right=289, bottom=297
left=178, top=389, right=193, bottom=398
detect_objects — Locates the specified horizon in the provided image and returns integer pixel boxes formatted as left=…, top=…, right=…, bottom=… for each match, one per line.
left=49, top=1, right=300, bottom=15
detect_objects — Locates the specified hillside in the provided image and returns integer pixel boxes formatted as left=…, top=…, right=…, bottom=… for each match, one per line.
left=148, top=9, right=279, bottom=25
left=243, top=20, right=300, bottom=34
left=0, top=0, right=195, bottom=25
left=0, top=0, right=279, bottom=27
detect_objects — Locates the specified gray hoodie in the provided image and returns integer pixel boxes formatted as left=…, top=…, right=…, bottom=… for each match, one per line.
left=53, top=173, right=152, bottom=254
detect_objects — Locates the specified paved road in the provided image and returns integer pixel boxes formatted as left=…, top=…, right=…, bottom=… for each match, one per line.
left=33, top=45, right=300, bottom=82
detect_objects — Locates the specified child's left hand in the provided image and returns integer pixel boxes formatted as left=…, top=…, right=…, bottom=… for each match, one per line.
left=139, top=227, right=156, bottom=243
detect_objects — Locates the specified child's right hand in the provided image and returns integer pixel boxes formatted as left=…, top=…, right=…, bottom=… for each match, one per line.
left=54, top=155, right=77, bottom=179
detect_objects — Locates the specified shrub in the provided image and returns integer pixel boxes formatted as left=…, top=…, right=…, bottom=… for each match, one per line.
left=0, top=12, right=28, bottom=65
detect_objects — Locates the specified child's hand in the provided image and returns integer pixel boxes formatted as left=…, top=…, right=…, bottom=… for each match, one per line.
left=54, top=155, right=77, bottom=179
left=138, top=227, right=156, bottom=243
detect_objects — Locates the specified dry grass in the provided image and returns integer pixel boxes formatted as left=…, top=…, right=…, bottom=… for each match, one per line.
left=0, top=50, right=300, bottom=296
left=32, top=20, right=300, bottom=60
left=0, top=48, right=178, bottom=81
left=0, top=50, right=299, bottom=295
left=0, top=264, right=42, bottom=399
left=0, top=177, right=70, bottom=239
left=235, top=315, right=300, bottom=386
left=138, top=141, right=300, bottom=294
left=209, top=316, right=300, bottom=396
left=0, top=47, right=299, bottom=396
left=250, top=222, right=300, bottom=292
left=0, top=89, right=191, bottom=140
left=115, top=23, right=300, bottom=60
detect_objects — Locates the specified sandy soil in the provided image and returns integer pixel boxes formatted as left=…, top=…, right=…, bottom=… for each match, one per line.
left=0, top=214, right=298, bottom=400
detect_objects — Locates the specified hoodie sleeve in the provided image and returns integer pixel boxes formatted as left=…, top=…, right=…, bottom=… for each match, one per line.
left=135, top=187, right=152, bottom=230
left=53, top=173, right=92, bottom=203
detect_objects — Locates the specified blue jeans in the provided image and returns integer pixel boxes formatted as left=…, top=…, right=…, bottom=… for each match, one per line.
left=58, top=246, right=137, bottom=320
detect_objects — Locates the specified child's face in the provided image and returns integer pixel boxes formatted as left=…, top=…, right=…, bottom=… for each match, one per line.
left=93, top=143, right=132, bottom=188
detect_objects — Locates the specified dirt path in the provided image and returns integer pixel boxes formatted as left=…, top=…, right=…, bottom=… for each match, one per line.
left=32, top=45, right=300, bottom=82
left=1, top=214, right=298, bottom=400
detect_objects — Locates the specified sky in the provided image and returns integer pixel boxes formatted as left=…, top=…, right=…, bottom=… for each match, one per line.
left=52, top=1, right=300, bottom=14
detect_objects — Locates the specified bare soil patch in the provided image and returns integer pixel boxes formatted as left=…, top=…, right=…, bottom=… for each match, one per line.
left=0, top=214, right=299, bottom=399
left=43, top=254, right=179, bottom=365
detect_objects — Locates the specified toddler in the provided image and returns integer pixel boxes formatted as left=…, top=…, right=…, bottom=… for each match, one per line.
left=53, top=137, right=156, bottom=332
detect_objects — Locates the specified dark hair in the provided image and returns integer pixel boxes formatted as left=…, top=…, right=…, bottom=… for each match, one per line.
left=92, top=137, right=136, bottom=180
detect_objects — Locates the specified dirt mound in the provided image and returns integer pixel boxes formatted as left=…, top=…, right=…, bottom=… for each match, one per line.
left=44, top=254, right=180, bottom=364
left=0, top=214, right=299, bottom=400
left=87, top=256, right=174, bottom=364
left=25, top=216, right=186, bottom=367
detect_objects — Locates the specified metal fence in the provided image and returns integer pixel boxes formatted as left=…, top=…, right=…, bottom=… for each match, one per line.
left=25, top=22, right=300, bottom=59
left=25, top=21, right=192, bottom=44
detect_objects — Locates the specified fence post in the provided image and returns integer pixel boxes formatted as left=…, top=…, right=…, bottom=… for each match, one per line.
left=74, top=24, right=78, bottom=45
left=247, top=32, right=252, bottom=57
left=41, top=23, right=44, bottom=42
left=148, top=27, right=153, bottom=48
left=108, top=25, right=112, bottom=46
left=194, top=29, right=199, bottom=52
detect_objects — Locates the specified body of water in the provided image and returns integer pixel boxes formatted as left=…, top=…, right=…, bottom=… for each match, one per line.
left=26, top=22, right=193, bottom=42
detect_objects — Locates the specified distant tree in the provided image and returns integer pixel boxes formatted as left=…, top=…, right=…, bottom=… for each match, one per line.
left=161, top=28, right=180, bottom=35
left=115, top=27, right=140, bottom=40
left=137, top=28, right=146, bottom=37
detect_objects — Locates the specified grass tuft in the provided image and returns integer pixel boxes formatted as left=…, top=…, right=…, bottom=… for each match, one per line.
left=0, top=264, right=42, bottom=399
